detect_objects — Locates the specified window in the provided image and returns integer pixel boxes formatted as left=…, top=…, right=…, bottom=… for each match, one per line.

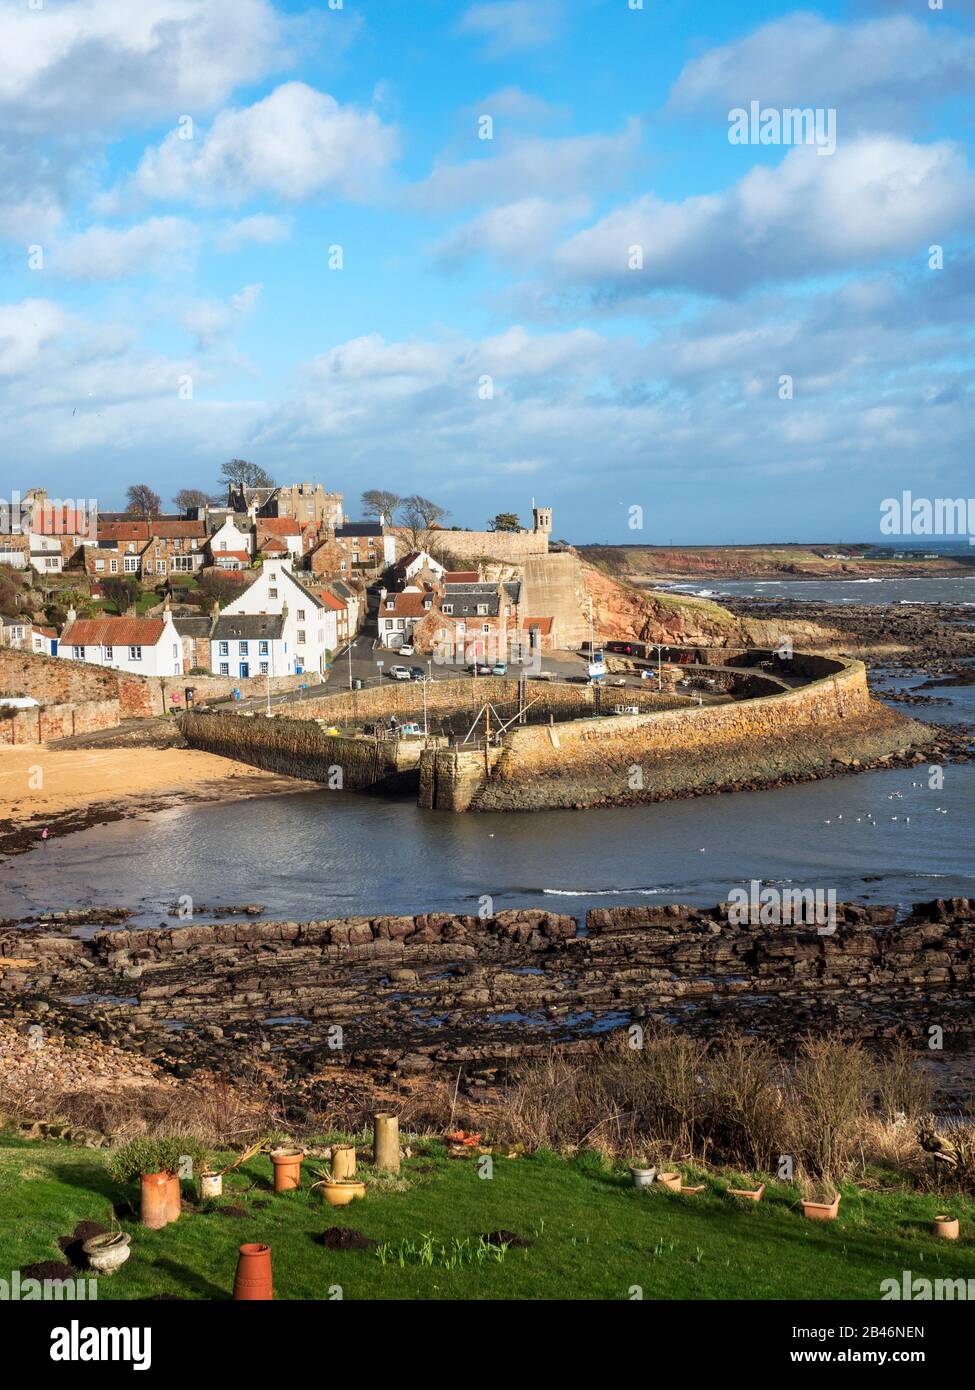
left=442, top=604, right=453, bottom=615
left=260, top=662, right=269, bottom=675
left=269, top=587, right=278, bottom=599
left=219, top=641, right=229, bottom=656
left=156, top=561, right=166, bottom=574
left=297, top=609, right=305, bottom=621
left=173, top=556, right=193, bottom=572
left=94, top=559, right=104, bottom=571
left=124, top=557, right=138, bottom=573
left=385, top=600, right=394, bottom=611
left=477, top=604, right=488, bottom=616
left=45, top=557, right=58, bottom=570
left=129, top=646, right=142, bottom=660
left=105, top=646, right=113, bottom=660
left=110, top=560, right=118, bottom=573
left=297, top=630, right=306, bottom=644
left=239, top=641, right=249, bottom=655
left=220, top=662, right=229, bottom=676
left=396, top=619, right=404, bottom=630
left=73, top=646, right=84, bottom=659
left=259, top=640, right=269, bottom=655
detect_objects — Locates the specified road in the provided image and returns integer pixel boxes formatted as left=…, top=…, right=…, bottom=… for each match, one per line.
left=206, top=634, right=675, bottom=714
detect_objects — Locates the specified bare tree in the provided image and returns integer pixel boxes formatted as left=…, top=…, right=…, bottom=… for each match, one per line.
left=173, top=488, right=213, bottom=513
left=401, top=495, right=450, bottom=551
left=361, top=489, right=401, bottom=525
left=126, top=484, right=161, bottom=519
left=219, top=459, right=275, bottom=492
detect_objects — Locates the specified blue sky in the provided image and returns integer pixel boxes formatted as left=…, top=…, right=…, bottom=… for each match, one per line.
left=1, top=0, right=973, bottom=542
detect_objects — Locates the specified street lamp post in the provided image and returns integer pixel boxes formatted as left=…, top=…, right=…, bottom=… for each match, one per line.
left=348, top=639, right=353, bottom=690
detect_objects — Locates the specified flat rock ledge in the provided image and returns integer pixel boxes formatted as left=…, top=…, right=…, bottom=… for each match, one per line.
left=2, top=901, right=973, bottom=1096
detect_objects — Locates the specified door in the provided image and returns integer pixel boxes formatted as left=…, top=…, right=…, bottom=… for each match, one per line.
left=240, top=662, right=250, bottom=679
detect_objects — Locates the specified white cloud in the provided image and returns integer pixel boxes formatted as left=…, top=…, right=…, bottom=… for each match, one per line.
left=215, top=214, right=292, bottom=252
left=436, top=196, right=590, bottom=269
left=457, top=1, right=564, bottom=59
left=126, top=83, right=398, bottom=206
left=555, top=136, right=975, bottom=295
left=0, top=0, right=288, bottom=135
left=53, top=218, right=199, bottom=281
left=411, top=122, right=640, bottom=211
left=182, top=283, right=263, bottom=350
left=0, top=299, right=71, bottom=377
left=669, top=14, right=975, bottom=133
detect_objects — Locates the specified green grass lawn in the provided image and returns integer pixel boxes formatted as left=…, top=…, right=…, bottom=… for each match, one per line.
left=1, top=1137, right=973, bottom=1301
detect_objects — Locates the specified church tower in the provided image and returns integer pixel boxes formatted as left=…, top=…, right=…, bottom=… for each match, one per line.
left=532, top=502, right=552, bottom=536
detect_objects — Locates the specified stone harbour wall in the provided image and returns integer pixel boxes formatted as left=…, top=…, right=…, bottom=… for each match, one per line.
left=178, top=710, right=421, bottom=791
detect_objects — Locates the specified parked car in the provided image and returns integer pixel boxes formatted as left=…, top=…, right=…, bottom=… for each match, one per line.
left=388, top=665, right=411, bottom=681
left=399, top=644, right=415, bottom=656
left=409, top=666, right=426, bottom=680
left=468, top=663, right=492, bottom=675
left=491, top=662, right=508, bottom=676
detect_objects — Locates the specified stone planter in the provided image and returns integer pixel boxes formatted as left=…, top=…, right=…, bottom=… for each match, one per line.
left=630, top=1166, right=657, bottom=1191
left=84, top=1232, right=131, bottom=1276
left=934, top=1215, right=959, bottom=1240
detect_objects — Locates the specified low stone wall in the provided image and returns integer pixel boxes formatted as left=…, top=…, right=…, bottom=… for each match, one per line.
left=0, top=697, right=120, bottom=746
left=178, top=711, right=420, bottom=791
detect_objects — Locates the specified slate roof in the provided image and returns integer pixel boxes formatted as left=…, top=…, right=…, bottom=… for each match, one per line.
left=211, top=615, right=286, bottom=641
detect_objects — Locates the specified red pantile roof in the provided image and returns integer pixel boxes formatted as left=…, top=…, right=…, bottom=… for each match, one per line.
left=444, top=570, right=479, bottom=584
left=61, top=617, right=166, bottom=647
left=150, top=520, right=207, bottom=539
left=257, top=518, right=302, bottom=537
left=98, top=521, right=149, bottom=542
left=381, top=591, right=434, bottom=618
left=522, top=616, right=554, bottom=634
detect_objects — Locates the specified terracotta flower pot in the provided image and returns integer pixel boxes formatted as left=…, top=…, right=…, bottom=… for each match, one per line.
left=270, top=1148, right=304, bottom=1192
left=234, top=1243, right=273, bottom=1301
left=802, top=1194, right=840, bottom=1221
left=139, top=1171, right=171, bottom=1230
left=657, top=1172, right=682, bottom=1192
left=682, top=1184, right=706, bottom=1194
left=934, top=1215, right=959, bottom=1240
left=729, top=1183, right=766, bottom=1202
left=165, top=1173, right=182, bottom=1223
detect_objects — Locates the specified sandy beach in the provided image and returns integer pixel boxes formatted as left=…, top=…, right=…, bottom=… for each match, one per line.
left=0, top=745, right=313, bottom=857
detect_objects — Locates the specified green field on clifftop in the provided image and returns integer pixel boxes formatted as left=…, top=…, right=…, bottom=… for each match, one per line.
left=2, top=1137, right=973, bottom=1301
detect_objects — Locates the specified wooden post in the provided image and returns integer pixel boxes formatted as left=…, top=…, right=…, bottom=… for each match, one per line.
left=373, top=1113, right=400, bottom=1173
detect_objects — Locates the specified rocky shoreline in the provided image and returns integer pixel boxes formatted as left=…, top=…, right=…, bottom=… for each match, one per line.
left=3, top=898, right=974, bottom=1109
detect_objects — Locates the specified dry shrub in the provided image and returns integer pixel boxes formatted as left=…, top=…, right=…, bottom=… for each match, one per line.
left=782, top=1036, right=877, bottom=1181
left=876, top=1037, right=935, bottom=1124
left=700, top=1036, right=784, bottom=1172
